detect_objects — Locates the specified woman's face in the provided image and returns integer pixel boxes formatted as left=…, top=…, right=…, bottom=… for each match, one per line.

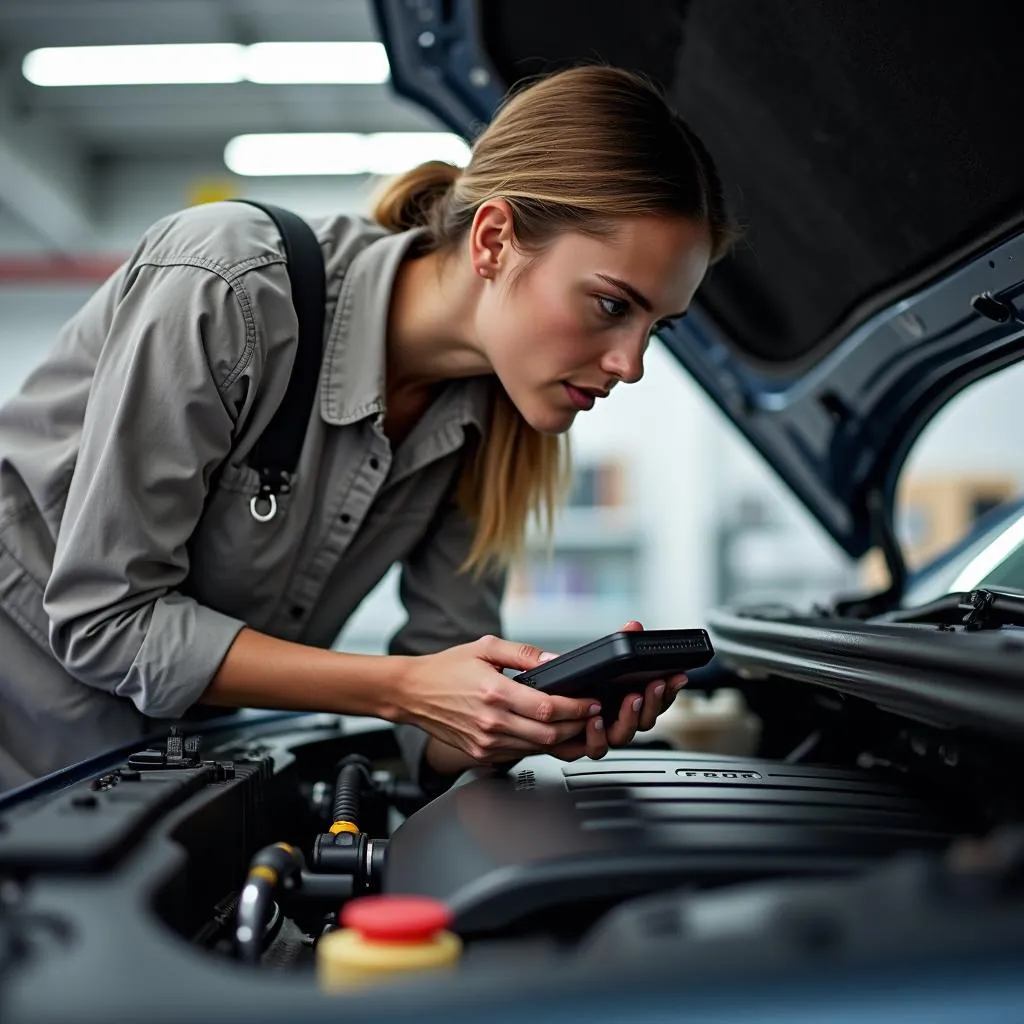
left=471, top=209, right=712, bottom=435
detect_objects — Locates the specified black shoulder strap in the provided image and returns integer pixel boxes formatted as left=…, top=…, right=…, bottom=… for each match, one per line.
left=231, top=199, right=326, bottom=521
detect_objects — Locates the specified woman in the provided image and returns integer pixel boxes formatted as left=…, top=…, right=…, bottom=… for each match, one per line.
left=0, top=66, right=732, bottom=790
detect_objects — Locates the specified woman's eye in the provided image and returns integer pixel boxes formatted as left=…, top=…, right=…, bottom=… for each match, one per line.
left=650, top=314, right=685, bottom=337
left=597, top=296, right=630, bottom=319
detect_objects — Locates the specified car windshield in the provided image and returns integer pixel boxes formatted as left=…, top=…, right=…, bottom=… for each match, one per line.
left=896, top=361, right=1024, bottom=606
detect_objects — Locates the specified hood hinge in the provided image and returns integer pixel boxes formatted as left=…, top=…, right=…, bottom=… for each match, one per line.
left=833, top=489, right=908, bottom=618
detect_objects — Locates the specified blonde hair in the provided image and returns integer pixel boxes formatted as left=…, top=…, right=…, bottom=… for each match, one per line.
left=372, top=66, right=734, bottom=573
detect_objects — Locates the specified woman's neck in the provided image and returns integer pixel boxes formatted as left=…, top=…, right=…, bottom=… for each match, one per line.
left=385, top=245, right=492, bottom=397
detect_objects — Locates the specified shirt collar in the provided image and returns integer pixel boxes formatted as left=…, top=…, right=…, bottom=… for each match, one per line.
left=320, top=225, right=426, bottom=426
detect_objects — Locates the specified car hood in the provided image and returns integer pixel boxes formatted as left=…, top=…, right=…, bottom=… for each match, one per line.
left=373, top=0, right=1024, bottom=559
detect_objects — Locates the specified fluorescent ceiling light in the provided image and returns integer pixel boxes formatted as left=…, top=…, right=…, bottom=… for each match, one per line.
left=22, top=42, right=389, bottom=87
left=23, top=44, right=245, bottom=86
left=245, top=42, right=389, bottom=84
left=224, top=132, right=472, bottom=177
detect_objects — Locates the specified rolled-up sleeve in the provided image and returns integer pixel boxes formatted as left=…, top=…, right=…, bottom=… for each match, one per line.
left=389, top=492, right=506, bottom=784
left=43, top=262, right=253, bottom=718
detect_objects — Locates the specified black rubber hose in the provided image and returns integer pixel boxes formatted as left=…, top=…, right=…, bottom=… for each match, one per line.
left=331, top=755, right=372, bottom=831
left=235, top=842, right=304, bottom=964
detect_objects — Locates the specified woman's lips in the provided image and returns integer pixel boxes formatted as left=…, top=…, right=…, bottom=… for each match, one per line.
left=564, top=383, right=597, bottom=411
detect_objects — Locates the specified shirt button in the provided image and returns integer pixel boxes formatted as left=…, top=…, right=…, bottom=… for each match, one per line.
left=289, top=605, right=306, bottom=620
left=368, top=457, right=380, bottom=471
left=340, top=513, right=352, bottom=524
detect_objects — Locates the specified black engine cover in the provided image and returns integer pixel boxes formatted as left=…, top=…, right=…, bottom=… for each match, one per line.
left=384, top=750, right=969, bottom=934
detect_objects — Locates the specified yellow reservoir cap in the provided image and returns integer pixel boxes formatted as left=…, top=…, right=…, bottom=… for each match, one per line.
left=317, top=928, right=461, bottom=990
left=317, top=895, right=461, bottom=992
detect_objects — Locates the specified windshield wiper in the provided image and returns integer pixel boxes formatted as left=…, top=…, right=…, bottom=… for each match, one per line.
left=880, top=588, right=1024, bottom=629
left=960, top=588, right=1024, bottom=630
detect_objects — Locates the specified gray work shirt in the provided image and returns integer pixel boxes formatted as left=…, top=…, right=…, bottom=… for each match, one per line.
left=0, top=201, right=503, bottom=790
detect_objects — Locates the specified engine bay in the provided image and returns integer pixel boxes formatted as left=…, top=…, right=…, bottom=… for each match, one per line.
left=1, top=680, right=1024, bottom=1023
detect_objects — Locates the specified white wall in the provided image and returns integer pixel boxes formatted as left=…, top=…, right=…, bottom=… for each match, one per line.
left=900, top=360, right=1024, bottom=480
left=0, top=208, right=52, bottom=255
left=0, top=286, right=96, bottom=400
left=566, top=342, right=722, bottom=626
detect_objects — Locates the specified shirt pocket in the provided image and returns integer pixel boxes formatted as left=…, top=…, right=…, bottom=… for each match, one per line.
left=186, top=461, right=301, bottom=628
left=0, top=538, right=51, bottom=651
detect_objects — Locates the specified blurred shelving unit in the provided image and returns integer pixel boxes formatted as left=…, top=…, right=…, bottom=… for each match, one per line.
left=713, top=495, right=858, bottom=610
left=505, top=460, right=642, bottom=649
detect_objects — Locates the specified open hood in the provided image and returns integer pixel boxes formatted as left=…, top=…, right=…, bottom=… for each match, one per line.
left=373, top=0, right=1024, bottom=560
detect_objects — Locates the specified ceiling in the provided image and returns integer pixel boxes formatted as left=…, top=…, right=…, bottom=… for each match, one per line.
left=0, top=0, right=443, bottom=251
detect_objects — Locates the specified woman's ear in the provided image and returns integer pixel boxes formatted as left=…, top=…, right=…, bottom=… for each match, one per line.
left=469, top=198, right=516, bottom=280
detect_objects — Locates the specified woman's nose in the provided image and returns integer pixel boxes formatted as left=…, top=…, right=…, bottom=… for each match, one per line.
left=600, top=336, right=645, bottom=385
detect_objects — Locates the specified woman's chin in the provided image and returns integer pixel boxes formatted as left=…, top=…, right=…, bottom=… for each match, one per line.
left=503, top=386, right=577, bottom=435
left=528, top=405, right=577, bottom=435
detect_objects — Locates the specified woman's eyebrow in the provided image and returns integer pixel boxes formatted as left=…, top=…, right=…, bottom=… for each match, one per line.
left=595, top=274, right=686, bottom=320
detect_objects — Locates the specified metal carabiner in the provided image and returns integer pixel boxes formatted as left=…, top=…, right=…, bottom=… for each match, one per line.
left=250, top=492, right=278, bottom=523
left=250, top=466, right=290, bottom=523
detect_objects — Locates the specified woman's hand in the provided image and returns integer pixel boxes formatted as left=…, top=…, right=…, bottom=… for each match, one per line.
left=393, top=635, right=600, bottom=763
left=546, top=620, right=688, bottom=762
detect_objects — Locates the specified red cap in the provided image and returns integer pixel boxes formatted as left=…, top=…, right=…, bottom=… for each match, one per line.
left=341, top=895, right=452, bottom=943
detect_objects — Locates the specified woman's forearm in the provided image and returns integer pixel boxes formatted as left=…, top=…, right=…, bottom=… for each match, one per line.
left=199, top=626, right=407, bottom=721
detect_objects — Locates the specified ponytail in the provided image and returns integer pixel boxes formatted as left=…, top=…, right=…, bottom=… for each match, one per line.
left=370, top=160, right=461, bottom=234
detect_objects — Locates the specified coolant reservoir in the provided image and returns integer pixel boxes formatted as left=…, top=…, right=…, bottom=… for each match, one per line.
left=644, top=688, right=763, bottom=756
left=317, top=895, right=462, bottom=992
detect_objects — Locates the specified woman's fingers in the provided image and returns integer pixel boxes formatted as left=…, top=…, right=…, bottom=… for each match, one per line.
left=630, top=673, right=690, bottom=733
left=455, top=721, right=586, bottom=762
left=585, top=715, right=610, bottom=759
left=462, top=674, right=598, bottom=759
left=494, top=712, right=589, bottom=749
left=548, top=715, right=609, bottom=762
left=662, top=673, right=688, bottom=712
left=606, top=692, right=642, bottom=747
left=496, top=675, right=600, bottom=725
left=637, top=680, right=664, bottom=731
